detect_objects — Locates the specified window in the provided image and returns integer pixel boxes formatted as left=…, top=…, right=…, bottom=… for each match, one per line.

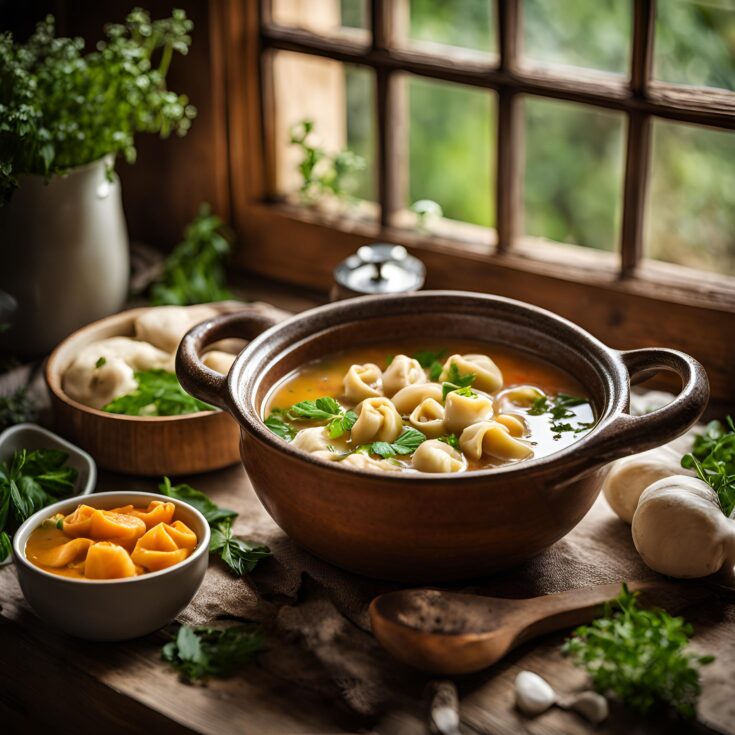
left=217, top=1, right=735, bottom=401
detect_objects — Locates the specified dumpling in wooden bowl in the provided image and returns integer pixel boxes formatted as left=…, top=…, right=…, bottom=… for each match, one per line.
left=134, top=305, right=221, bottom=353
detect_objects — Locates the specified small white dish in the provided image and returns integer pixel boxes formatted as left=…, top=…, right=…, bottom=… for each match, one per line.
left=0, top=423, right=97, bottom=495
left=12, top=491, right=211, bottom=641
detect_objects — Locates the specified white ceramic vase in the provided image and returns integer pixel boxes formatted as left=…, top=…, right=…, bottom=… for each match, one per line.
left=0, top=156, right=129, bottom=355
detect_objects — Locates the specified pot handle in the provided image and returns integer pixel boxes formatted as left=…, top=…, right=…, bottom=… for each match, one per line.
left=574, top=348, right=709, bottom=471
left=176, top=309, right=281, bottom=411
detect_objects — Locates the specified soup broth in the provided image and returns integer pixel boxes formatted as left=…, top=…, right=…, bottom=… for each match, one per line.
left=264, top=340, right=595, bottom=474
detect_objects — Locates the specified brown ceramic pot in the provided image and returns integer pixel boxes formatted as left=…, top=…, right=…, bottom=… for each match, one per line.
left=176, top=291, right=709, bottom=583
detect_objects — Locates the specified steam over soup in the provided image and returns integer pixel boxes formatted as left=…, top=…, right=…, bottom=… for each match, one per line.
left=26, top=501, right=198, bottom=579
left=263, top=340, right=595, bottom=474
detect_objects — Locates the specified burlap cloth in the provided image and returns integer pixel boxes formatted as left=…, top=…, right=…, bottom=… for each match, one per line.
left=0, top=303, right=698, bottom=720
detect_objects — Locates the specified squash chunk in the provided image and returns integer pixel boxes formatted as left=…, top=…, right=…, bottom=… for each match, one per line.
left=62, top=504, right=97, bottom=538
left=35, top=538, right=94, bottom=568
left=85, top=542, right=137, bottom=579
left=88, top=510, right=146, bottom=546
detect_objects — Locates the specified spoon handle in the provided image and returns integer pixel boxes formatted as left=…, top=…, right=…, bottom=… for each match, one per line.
left=514, top=579, right=710, bottom=646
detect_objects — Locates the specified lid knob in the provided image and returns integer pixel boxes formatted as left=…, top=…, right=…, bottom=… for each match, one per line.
left=356, top=244, right=408, bottom=282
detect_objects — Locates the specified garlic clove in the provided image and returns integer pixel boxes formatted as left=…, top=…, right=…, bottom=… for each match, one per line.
left=567, top=691, right=608, bottom=724
left=514, top=671, right=557, bottom=716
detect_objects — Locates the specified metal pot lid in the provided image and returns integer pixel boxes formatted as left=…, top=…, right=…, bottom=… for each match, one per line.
left=334, top=243, right=426, bottom=295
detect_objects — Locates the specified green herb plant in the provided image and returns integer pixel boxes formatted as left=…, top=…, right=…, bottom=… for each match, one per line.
left=265, top=397, right=357, bottom=442
left=162, top=623, right=264, bottom=682
left=289, top=119, right=365, bottom=203
left=563, top=583, right=713, bottom=718
left=103, top=369, right=213, bottom=416
left=159, top=478, right=271, bottom=576
left=149, top=204, right=233, bottom=306
left=0, top=448, right=78, bottom=561
left=0, top=8, right=196, bottom=204
left=528, top=392, right=594, bottom=440
left=682, top=417, right=735, bottom=516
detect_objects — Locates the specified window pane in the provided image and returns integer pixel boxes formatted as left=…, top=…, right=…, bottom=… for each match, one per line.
left=522, top=0, right=631, bottom=75
left=406, top=76, right=495, bottom=228
left=397, top=0, right=496, bottom=59
left=523, top=98, right=625, bottom=251
left=271, top=0, right=369, bottom=39
left=645, top=121, right=735, bottom=275
left=654, top=0, right=735, bottom=90
left=272, top=51, right=376, bottom=209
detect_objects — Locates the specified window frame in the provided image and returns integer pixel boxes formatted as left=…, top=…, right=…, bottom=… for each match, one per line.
left=214, top=0, right=735, bottom=402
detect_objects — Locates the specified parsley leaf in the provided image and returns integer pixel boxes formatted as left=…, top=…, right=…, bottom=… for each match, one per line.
left=159, top=477, right=237, bottom=526
left=361, top=427, right=427, bottom=458
left=267, top=396, right=356, bottom=441
left=563, top=583, right=713, bottom=718
left=681, top=416, right=735, bottom=516
left=527, top=393, right=593, bottom=439
left=288, top=396, right=342, bottom=421
left=413, top=348, right=446, bottom=381
left=103, top=369, right=214, bottom=416
left=327, top=409, right=357, bottom=439
left=0, top=448, right=78, bottom=561
left=162, top=624, right=264, bottom=682
left=441, top=363, right=476, bottom=400
left=209, top=518, right=271, bottom=576
left=264, top=413, right=296, bottom=441
left=438, top=434, right=460, bottom=450
left=95, top=356, right=106, bottom=368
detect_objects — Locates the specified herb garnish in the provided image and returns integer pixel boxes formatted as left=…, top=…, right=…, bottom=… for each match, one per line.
left=103, top=369, right=213, bottom=416
left=413, top=348, right=447, bottom=382
left=265, top=397, right=357, bottom=441
left=0, top=448, right=78, bottom=561
left=527, top=393, right=593, bottom=440
left=358, top=426, right=427, bottom=459
left=563, top=583, right=713, bottom=718
left=438, top=434, right=460, bottom=450
left=159, top=478, right=270, bottom=576
left=162, top=624, right=264, bottom=682
left=682, top=417, right=735, bottom=516
left=95, top=356, right=107, bottom=368
left=441, top=363, right=477, bottom=400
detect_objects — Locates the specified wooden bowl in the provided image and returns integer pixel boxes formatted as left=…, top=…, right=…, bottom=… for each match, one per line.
left=45, top=303, right=264, bottom=476
left=176, top=291, right=709, bottom=582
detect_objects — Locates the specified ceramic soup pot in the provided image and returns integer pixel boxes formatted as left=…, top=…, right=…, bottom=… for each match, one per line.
left=176, top=291, right=708, bottom=583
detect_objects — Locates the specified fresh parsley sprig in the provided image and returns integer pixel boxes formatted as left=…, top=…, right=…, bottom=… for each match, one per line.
left=413, top=348, right=447, bottom=382
left=103, top=369, right=214, bottom=416
left=441, top=363, right=477, bottom=400
left=357, top=426, right=427, bottom=459
left=527, top=393, right=593, bottom=440
left=563, top=583, right=713, bottom=718
left=0, top=448, right=78, bottom=561
left=159, top=478, right=270, bottom=576
left=265, top=396, right=357, bottom=441
left=438, top=434, right=460, bottom=450
left=162, top=623, right=264, bottom=682
left=682, top=417, right=735, bottom=516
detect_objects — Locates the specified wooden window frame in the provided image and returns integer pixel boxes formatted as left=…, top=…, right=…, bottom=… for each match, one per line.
left=213, top=0, right=735, bottom=402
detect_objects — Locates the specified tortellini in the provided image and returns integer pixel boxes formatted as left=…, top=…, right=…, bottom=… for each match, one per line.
left=343, top=363, right=383, bottom=403
left=494, top=413, right=526, bottom=437
left=497, top=385, right=544, bottom=411
left=440, top=354, right=503, bottom=393
left=443, top=390, right=494, bottom=434
left=340, top=453, right=400, bottom=473
left=112, top=500, right=176, bottom=529
left=33, top=538, right=93, bottom=568
left=85, top=542, right=138, bottom=579
left=351, top=397, right=404, bottom=445
left=460, top=421, right=533, bottom=462
left=131, top=521, right=196, bottom=572
left=412, top=440, right=466, bottom=473
left=382, top=355, right=426, bottom=397
left=292, top=427, right=333, bottom=454
left=134, top=304, right=220, bottom=353
left=391, top=383, right=443, bottom=415
left=409, top=398, right=446, bottom=438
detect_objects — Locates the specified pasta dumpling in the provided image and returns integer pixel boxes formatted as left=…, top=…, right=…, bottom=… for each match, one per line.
left=131, top=521, right=195, bottom=572
left=33, top=538, right=93, bottom=568
left=88, top=509, right=147, bottom=548
left=351, top=397, right=404, bottom=445
left=497, top=385, right=544, bottom=410
left=382, top=355, right=426, bottom=397
left=112, top=500, right=176, bottom=530
left=134, top=304, right=220, bottom=353
left=412, top=440, right=466, bottom=474
left=340, top=453, right=400, bottom=473
left=460, top=421, right=533, bottom=462
left=343, top=363, right=383, bottom=403
left=440, top=354, right=503, bottom=393
left=391, top=383, right=443, bottom=415
left=85, top=541, right=137, bottom=579
left=494, top=413, right=526, bottom=437
left=62, top=504, right=97, bottom=538
left=292, top=427, right=333, bottom=454
left=409, top=398, right=446, bottom=438
left=443, top=390, right=494, bottom=434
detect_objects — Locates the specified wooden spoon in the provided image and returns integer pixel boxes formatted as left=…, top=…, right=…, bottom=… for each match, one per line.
left=369, top=580, right=711, bottom=675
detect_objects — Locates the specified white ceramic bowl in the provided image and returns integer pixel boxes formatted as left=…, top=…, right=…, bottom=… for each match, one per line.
left=12, top=491, right=211, bottom=641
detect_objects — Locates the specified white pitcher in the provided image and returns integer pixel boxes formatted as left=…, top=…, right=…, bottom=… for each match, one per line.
left=0, top=155, right=129, bottom=356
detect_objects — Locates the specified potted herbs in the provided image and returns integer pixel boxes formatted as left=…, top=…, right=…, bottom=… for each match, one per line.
left=0, top=9, right=196, bottom=354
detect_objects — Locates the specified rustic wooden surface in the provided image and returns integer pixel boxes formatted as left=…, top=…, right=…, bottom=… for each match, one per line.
left=1, top=462, right=734, bottom=735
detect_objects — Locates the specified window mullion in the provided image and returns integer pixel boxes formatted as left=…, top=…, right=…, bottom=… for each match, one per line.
left=620, top=0, right=655, bottom=276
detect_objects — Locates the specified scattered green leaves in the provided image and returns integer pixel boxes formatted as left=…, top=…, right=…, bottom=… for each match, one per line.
left=265, top=396, right=356, bottom=441
left=441, top=362, right=476, bottom=400
left=682, top=417, right=735, bottom=516
left=563, top=583, right=713, bottom=718
left=209, top=519, right=272, bottom=576
left=0, top=448, right=78, bottom=561
left=0, top=387, right=38, bottom=431
left=359, top=427, right=427, bottom=459
left=0, top=9, right=196, bottom=204
left=264, top=413, right=296, bottom=441
left=438, top=434, right=460, bottom=450
left=162, top=623, right=264, bottom=682
left=159, top=477, right=236, bottom=526
left=527, top=392, right=593, bottom=440
left=413, top=348, right=446, bottom=382
left=149, top=204, right=233, bottom=306
left=103, top=369, right=213, bottom=416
